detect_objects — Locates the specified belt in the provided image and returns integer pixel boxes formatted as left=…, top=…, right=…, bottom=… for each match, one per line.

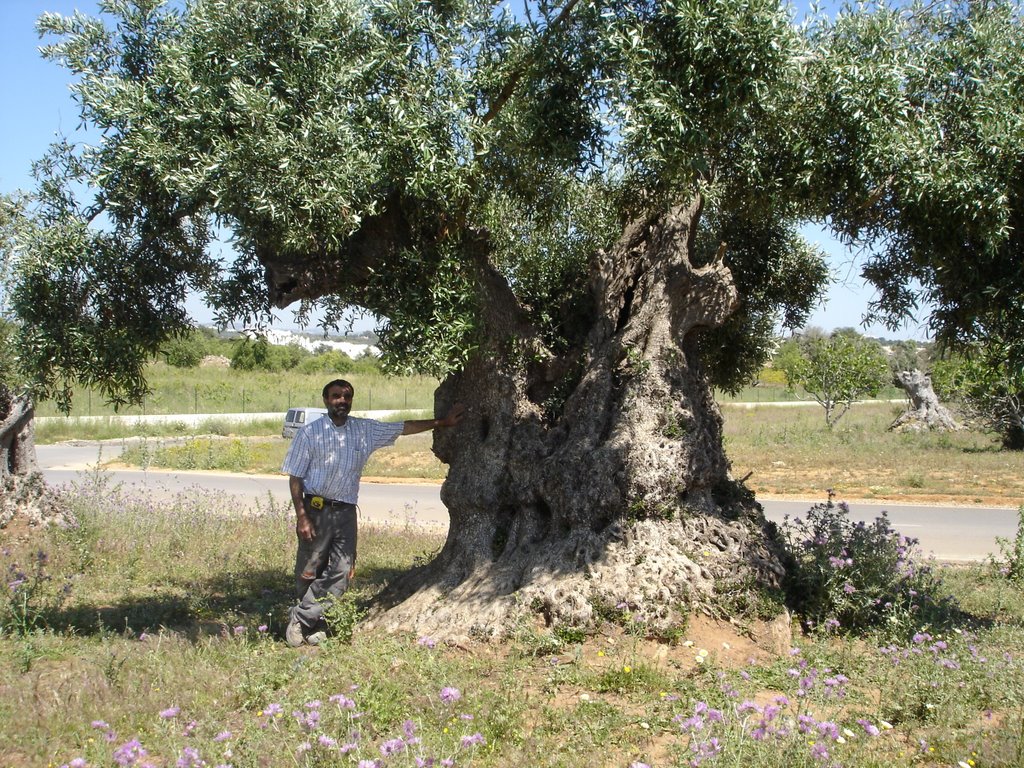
left=303, top=493, right=353, bottom=510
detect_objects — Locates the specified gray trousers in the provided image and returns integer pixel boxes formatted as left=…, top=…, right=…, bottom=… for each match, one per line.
left=291, top=498, right=358, bottom=629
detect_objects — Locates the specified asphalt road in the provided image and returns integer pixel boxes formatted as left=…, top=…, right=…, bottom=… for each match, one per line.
left=37, top=443, right=1020, bottom=562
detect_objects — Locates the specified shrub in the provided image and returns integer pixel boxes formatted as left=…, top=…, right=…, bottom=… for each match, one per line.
left=780, top=498, right=950, bottom=639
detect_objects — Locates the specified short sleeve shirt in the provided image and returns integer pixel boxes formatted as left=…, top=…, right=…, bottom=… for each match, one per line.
left=282, top=416, right=404, bottom=504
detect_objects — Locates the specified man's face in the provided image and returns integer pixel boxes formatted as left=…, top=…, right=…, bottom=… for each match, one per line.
left=323, top=384, right=354, bottom=420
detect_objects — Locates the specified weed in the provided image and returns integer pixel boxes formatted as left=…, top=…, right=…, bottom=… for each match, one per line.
left=991, top=504, right=1024, bottom=584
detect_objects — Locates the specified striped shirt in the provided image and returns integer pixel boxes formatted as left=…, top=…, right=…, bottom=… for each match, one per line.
left=281, top=416, right=404, bottom=504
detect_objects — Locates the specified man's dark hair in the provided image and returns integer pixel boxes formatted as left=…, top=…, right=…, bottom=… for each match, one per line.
left=322, top=379, right=355, bottom=399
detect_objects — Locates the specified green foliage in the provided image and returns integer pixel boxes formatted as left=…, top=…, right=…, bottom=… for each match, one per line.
left=887, top=340, right=926, bottom=376
left=775, top=330, right=890, bottom=427
left=780, top=500, right=950, bottom=640
left=1, top=549, right=72, bottom=637
left=931, top=336, right=1024, bottom=450
left=991, top=505, right=1024, bottom=585
left=323, top=592, right=364, bottom=645
left=230, top=338, right=310, bottom=372
left=160, top=329, right=211, bottom=368
left=803, top=1, right=1024, bottom=355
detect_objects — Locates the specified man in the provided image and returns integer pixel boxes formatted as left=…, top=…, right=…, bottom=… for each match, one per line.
left=281, top=378, right=465, bottom=646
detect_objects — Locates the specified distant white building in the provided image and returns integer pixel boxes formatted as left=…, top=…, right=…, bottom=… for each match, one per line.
left=241, top=328, right=380, bottom=359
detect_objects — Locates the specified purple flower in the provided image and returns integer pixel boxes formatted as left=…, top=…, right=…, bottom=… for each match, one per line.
left=233, top=625, right=245, bottom=635
left=262, top=703, right=283, bottom=717
left=258, top=624, right=268, bottom=633
left=318, top=735, right=337, bottom=748
left=91, top=720, right=110, bottom=730
left=176, top=746, right=204, bottom=768
left=460, top=732, right=485, bottom=748
left=439, top=687, right=461, bottom=704
left=330, top=693, right=356, bottom=709
left=380, top=738, right=406, bottom=756
left=159, top=706, right=180, bottom=719
left=810, top=741, right=830, bottom=762
left=213, top=731, right=232, bottom=742
left=112, top=739, right=148, bottom=767
left=857, top=718, right=881, bottom=737
left=417, top=636, right=437, bottom=648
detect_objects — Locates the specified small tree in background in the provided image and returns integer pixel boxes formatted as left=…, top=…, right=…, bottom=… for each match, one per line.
left=777, top=330, right=890, bottom=428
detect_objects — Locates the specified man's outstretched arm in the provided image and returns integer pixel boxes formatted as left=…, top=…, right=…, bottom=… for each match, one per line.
left=401, top=402, right=467, bottom=435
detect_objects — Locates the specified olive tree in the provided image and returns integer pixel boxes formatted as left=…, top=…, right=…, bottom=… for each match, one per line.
left=776, top=330, right=890, bottom=427
left=3, top=0, right=1022, bottom=637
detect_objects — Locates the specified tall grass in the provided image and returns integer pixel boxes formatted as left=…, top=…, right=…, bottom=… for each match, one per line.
left=33, top=363, right=439, bottom=418
left=2, top=480, right=1023, bottom=767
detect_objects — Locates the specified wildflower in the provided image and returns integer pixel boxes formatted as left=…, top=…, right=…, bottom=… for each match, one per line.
left=262, top=703, right=283, bottom=717
left=439, top=687, right=461, bottom=704
left=213, top=732, right=232, bottom=742
left=233, top=625, right=245, bottom=635
left=329, top=693, right=356, bottom=709
left=629, top=763, right=652, bottom=768
left=810, top=742, right=830, bottom=762
left=159, top=707, right=181, bottom=719
left=91, top=721, right=110, bottom=730
left=380, top=738, right=406, bottom=756
left=257, top=624, right=268, bottom=633
left=857, top=719, right=881, bottom=737
left=417, top=636, right=437, bottom=648
left=112, top=739, right=148, bottom=767
left=176, top=746, right=205, bottom=768
left=318, top=735, right=337, bottom=748
left=460, top=733, right=485, bottom=748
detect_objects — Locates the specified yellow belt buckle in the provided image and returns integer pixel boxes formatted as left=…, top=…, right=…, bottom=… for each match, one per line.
left=310, top=496, right=324, bottom=510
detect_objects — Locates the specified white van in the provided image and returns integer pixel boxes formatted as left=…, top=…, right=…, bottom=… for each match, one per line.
left=282, top=407, right=328, bottom=438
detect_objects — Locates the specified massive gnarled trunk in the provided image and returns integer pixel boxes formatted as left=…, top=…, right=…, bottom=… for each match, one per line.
left=358, top=200, right=785, bottom=639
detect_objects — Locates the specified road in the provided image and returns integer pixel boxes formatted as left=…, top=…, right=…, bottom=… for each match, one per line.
left=37, top=443, right=1020, bottom=562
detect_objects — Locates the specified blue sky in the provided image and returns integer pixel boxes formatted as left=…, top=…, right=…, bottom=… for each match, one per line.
left=1, top=0, right=929, bottom=340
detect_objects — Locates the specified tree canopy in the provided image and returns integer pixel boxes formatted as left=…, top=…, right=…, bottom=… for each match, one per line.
left=1, top=0, right=1021, bottom=411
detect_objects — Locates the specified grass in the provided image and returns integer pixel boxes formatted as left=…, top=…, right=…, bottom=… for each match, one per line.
left=723, top=402, right=1024, bottom=505
left=2, top=480, right=1024, bottom=767
left=33, top=363, right=439, bottom=418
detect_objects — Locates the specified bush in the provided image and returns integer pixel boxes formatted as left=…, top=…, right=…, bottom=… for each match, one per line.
left=295, top=350, right=355, bottom=374
left=780, top=499, right=950, bottom=639
left=230, top=338, right=311, bottom=372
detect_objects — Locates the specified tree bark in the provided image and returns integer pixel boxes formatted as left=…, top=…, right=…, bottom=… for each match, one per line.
left=1, top=389, right=68, bottom=529
left=349, top=200, right=788, bottom=640
left=889, top=369, right=961, bottom=433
